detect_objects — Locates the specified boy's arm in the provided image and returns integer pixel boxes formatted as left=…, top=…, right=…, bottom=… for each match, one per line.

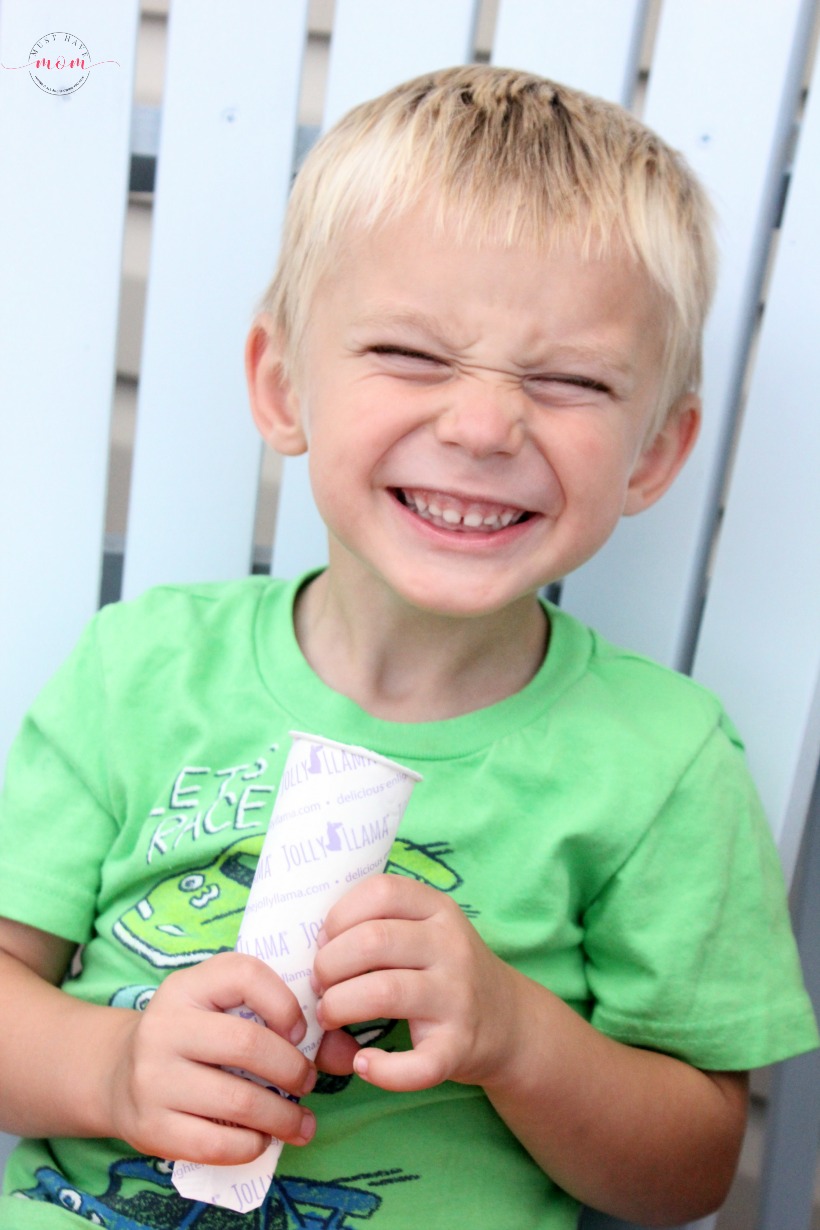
left=313, top=876, right=749, bottom=1227
left=0, top=918, right=119, bottom=1138
left=0, top=917, right=319, bottom=1159
left=482, top=972, right=748, bottom=1225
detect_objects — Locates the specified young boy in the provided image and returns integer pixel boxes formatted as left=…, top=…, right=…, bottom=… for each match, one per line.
left=0, top=66, right=816, bottom=1230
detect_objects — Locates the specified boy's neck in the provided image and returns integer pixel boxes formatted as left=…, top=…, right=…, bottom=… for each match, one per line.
left=293, top=568, right=550, bottom=723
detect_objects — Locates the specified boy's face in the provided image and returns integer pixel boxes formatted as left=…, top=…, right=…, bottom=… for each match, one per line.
left=251, top=205, right=699, bottom=620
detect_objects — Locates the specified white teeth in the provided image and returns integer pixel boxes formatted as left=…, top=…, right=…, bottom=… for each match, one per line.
left=400, top=489, right=524, bottom=532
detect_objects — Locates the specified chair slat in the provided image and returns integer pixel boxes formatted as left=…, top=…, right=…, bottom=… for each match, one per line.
left=0, top=0, right=139, bottom=771
left=692, top=44, right=820, bottom=882
left=492, top=0, right=648, bottom=106
left=1, top=2, right=819, bottom=1220
left=271, top=0, right=480, bottom=578
left=121, top=0, right=308, bottom=601
left=324, top=0, right=479, bottom=125
left=559, top=0, right=815, bottom=671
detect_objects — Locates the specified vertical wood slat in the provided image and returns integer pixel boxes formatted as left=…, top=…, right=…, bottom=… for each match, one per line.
left=0, top=0, right=139, bottom=771
left=559, top=0, right=816, bottom=671
left=0, top=3, right=818, bottom=1220
left=692, top=44, right=820, bottom=882
left=756, top=766, right=820, bottom=1230
left=121, top=0, right=308, bottom=601
left=271, top=0, right=480, bottom=579
left=324, top=0, right=480, bottom=126
left=491, top=0, right=649, bottom=107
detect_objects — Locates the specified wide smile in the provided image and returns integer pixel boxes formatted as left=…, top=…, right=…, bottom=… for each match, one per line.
left=391, top=487, right=533, bottom=534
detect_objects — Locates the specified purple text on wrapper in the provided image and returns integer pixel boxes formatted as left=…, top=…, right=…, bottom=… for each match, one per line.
left=171, top=733, right=421, bottom=1212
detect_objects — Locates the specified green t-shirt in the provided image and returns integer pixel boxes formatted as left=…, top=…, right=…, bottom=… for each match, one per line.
left=0, top=575, right=816, bottom=1229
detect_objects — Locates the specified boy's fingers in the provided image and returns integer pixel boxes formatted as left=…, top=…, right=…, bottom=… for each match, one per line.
left=160, top=1114, right=272, bottom=1169
left=162, top=1099, right=314, bottom=1166
left=173, top=1064, right=315, bottom=1147
left=317, top=968, right=434, bottom=1033
left=353, top=1036, right=455, bottom=1092
left=314, top=917, right=432, bottom=992
left=121, top=1063, right=316, bottom=1163
left=174, top=951, right=306, bottom=1042
left=185, top=1009, right=316, bottom=1098
left=315, top=1027, right=360, bottom=1076
left=320, top=875, right=434, bottom=943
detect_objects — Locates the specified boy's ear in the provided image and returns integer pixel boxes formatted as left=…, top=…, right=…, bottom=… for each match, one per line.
left=245, top=315, right=308, bottom=456
left=623, top=394, right=701, bottom=516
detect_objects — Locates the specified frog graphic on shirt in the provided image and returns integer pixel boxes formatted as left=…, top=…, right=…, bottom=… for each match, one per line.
left=112, top=835, right=464, bottom=971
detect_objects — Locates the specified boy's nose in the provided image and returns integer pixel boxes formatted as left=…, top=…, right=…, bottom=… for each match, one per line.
left=433, top=380, right=526, bottom=458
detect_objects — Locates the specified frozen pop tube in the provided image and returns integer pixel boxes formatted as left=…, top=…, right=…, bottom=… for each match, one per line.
left=173, top=732, right=422, bottom=1213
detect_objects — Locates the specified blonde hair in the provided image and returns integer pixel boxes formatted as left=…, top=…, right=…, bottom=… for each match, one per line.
left=263, top=65, right=717, bottom=429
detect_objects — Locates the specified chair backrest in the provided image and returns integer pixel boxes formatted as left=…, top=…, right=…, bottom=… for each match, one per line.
left=2, top=0, right=818, bottom=883
left=1, top=4, right=818, bottom=1226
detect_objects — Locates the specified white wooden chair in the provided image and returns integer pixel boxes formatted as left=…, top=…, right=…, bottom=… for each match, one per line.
left=1, top=3, right=818, bottom=1227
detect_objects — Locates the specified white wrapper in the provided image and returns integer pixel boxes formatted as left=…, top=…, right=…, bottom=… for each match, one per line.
left=173, top=732, right=421, bottom=1213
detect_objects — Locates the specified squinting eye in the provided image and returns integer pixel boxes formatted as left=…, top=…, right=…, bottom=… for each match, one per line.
left=568, top=377, right=610, bottom=393
left=526, top=375, right=612, bottom=398
left=370, top=345, right=442, bottom=365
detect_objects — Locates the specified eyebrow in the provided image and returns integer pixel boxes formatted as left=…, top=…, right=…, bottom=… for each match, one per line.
left=528, top=344, right=636, bottom=381
left=351, top=307, right=639, bottom=383
left=350, top=308, right=459, bottom=346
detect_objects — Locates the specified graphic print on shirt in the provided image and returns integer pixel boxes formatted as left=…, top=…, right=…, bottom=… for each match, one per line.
left=109, top=746, right=466, bottom=972
left=112, top=832, right=465, bottom=971
left=112, top=751, right=279, bottom=968
left=113, top=833, right=265, bottom=968
left=19, top=1154, right=419, bottom=1228
left=45, top=751, right=472, bottom=1226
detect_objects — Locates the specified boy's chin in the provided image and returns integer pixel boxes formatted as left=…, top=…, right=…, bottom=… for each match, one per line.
left=379, top=571, right=546, bottom=623
left=327, top=540, right=551, bottom=622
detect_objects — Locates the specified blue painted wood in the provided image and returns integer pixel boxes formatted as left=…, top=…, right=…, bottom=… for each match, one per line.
left=691, top=19, right=820, bottom=884
left=1, top=4, right=817, bottom=1222
left=0, top=0, right=140, bottom=772
left=122, top=0, right=308, bottom=600
left=492, top=0, right=648, bottom=106
left=758, top=766, right=820, bottom=1230
left=560, top=0, right=816, bottom=673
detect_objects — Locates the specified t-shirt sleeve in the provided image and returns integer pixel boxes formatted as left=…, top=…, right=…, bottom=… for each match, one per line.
left=0, top=613, right=119, bottom=944
left=583, top=714, right=819, bottom=1070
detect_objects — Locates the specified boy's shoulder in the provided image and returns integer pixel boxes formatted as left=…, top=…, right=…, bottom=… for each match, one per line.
left=84, top=576, right=290, bottom=680
left=103, top=574, right=274, bottom=612
left=95, top=576, right=281, bottom=636
left=551, top=604, right=743, bottom=757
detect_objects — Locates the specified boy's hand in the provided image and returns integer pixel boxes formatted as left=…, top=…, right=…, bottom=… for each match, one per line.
left=108, top=952, right=319, bottom=1165
left=312, top=875, right=520, bottom=1093
left=311, top=877, right=747, bottom=1224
